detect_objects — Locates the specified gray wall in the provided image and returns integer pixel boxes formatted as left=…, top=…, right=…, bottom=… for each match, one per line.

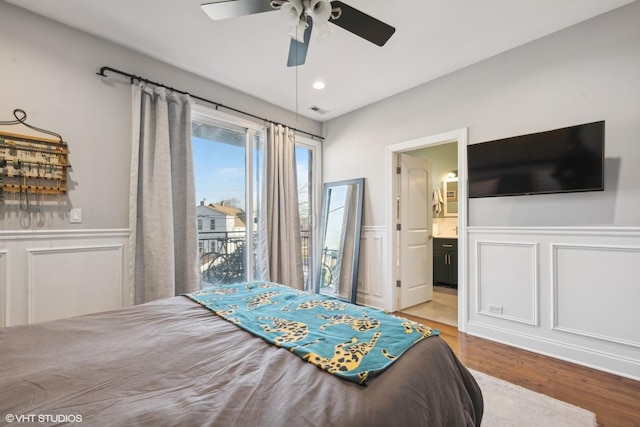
left=0, top=1, right=322, bottom=231
left=323, top=2, right=640, bottom=228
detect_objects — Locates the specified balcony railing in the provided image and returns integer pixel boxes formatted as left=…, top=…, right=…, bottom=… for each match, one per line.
left=198, top=230, right=311, bottom=288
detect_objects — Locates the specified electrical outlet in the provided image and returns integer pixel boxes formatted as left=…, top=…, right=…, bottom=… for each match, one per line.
left=488, top=304, right=503, bottom=314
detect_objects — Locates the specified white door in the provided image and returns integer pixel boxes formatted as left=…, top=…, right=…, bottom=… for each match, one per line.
left=398, top=153, right=433, bottom=309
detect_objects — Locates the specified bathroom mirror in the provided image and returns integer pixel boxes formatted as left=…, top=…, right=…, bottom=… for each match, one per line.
left=316, top=178, right=364, bottom=304
left=443, top=178, right=459, bottom=217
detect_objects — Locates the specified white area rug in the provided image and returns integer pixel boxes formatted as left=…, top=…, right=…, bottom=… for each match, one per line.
left=470, top=369, right=597, bottom=427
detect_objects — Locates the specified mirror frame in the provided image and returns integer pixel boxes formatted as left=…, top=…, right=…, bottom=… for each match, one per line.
left=316, top=178, right=365, bottom=304
left=443, top=178, right=459, bottom=217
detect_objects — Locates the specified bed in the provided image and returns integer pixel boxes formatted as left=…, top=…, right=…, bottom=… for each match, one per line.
left=0, top=282, right=483, bottom=426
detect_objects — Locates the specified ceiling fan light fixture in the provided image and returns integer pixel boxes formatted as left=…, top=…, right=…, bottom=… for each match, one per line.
left=308, top=0, right=332, bottom=23
left=281, top=0, right=305, bottom=27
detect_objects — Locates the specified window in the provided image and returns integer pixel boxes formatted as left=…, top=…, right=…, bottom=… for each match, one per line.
left=192, top=105, right=321, bottom=290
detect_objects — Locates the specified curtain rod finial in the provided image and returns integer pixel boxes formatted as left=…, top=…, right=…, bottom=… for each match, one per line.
left=96, top=66, right=109, bottom=77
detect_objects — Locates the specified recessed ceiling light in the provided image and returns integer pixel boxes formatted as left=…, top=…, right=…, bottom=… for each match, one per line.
left=312, top=81, right=326, bottom=90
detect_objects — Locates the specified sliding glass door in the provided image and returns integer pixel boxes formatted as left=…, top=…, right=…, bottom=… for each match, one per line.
left=296, top=144, right=315, bottom=290
left=192, top=106, right=320, bottom=289
left=192, top=118, right=252, bottom=287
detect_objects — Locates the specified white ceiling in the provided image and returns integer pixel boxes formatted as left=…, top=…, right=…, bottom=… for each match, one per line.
left=7, top=0, right=635, bottom=122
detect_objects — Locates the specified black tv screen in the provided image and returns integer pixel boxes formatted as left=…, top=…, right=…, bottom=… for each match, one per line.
left=467, top=121, right=604, bottom=198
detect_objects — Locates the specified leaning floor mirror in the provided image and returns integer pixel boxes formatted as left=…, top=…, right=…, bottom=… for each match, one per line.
left=316, top=178, right=365, bottom=304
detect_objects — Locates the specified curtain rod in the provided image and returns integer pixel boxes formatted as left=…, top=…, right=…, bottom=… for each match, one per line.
left=96, top=66, right=324, bottom=141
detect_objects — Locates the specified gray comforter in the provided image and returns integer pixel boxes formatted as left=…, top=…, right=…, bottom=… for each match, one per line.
left=0, top=296, right=483, bottom=426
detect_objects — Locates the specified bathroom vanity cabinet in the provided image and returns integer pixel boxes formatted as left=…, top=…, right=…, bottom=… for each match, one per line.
left=433, top=238, right=458, bottom=287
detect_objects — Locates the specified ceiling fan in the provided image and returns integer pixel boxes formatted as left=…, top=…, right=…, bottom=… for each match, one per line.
left=201, top=0, right=395, bottom=67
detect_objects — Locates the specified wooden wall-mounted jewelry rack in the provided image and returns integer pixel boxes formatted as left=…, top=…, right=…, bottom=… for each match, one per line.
left=0, top=109, right=70, bottom=202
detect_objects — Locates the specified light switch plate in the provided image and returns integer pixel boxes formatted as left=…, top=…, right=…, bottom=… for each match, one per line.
left=70, top=208, right=82, bottom=224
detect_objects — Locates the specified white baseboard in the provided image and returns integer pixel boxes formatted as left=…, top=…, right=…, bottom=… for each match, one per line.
left=467, top=321, right=640, bottom=382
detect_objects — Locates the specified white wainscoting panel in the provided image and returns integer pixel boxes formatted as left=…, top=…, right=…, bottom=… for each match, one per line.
left=0, top=229, right=129, bottom=326
left=552, top=244, right=640, bottom=348
left=357, top=226, right=391, bottom=310
left=467, top=226, right=640, bottom=381
left=27, top=245, right=124, bottom=324
left=476, top=241, right=538, bottom=325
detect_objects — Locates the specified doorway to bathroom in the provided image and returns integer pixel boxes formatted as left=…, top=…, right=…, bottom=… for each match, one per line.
left=402, top=142, right=459, bottom=326
left=386, top=128, right=468, bottom=331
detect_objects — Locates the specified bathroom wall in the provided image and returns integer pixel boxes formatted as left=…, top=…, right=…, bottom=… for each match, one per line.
left=407, top=143, right=458, bottom=236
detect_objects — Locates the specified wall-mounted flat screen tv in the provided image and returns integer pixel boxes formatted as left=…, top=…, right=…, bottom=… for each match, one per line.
left=467, top=121, right=605, bottom=198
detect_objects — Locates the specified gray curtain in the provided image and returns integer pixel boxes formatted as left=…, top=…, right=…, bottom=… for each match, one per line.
left=258, top=123, right=304, bottom=289
left=129, top=85, right=199, bottom=304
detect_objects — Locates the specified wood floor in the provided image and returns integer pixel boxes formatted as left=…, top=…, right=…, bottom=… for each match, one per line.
left=398, top=312, right=640, bottom=427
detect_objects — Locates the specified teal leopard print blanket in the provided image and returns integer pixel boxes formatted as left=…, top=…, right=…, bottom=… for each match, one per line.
left=185, top=282, right=439, bottom=385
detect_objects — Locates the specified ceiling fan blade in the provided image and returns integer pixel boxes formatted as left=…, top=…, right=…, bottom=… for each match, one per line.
left=201, top=0, right=275, bottom=21
left=329, top=1, right=395, bottom=46
left=287, top=17, right=313, bottom=67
